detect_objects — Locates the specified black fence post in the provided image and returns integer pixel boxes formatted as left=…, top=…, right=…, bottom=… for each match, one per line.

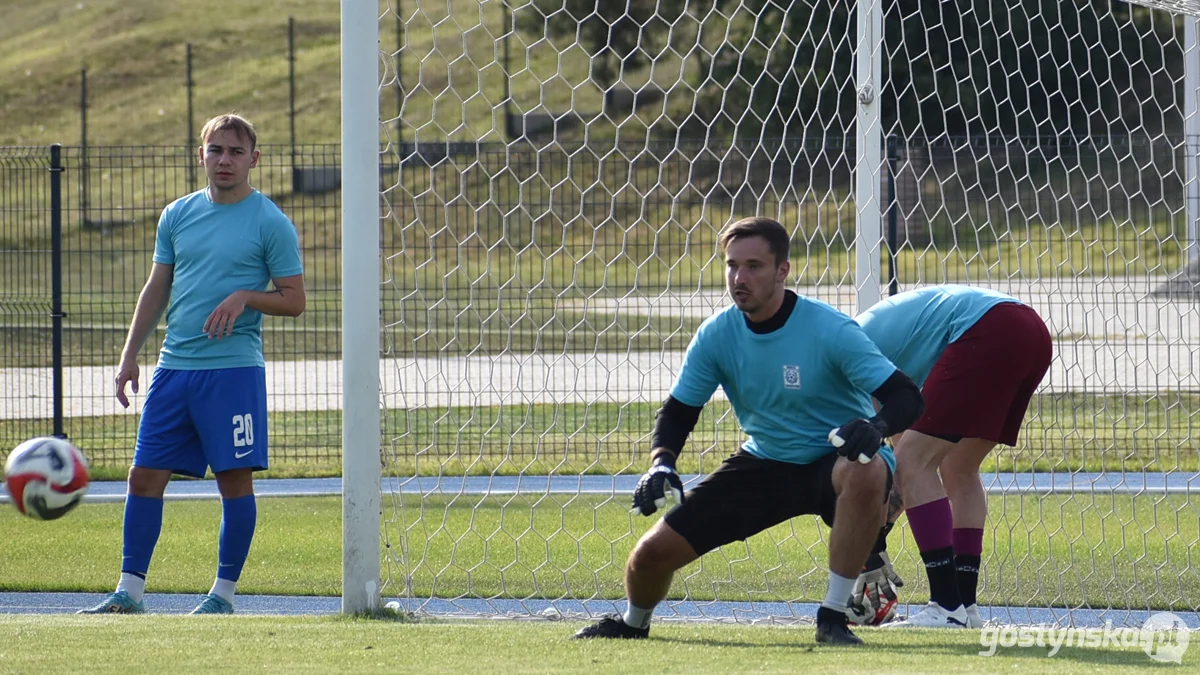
left=885, top=135, right=899, bottom=297
left=395, top=5, right=404, bottom=144
left=288, top=16, right=297, bottom=174
left=503, top=0, right=514, bottom=140
left=186, top=43, right=196, bottom=191
left=79, top=67, right=89, bottom=219
left=49, top=144, right=66, bottom=439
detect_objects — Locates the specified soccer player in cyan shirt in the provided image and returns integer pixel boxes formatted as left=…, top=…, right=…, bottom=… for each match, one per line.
left=79, top=114, right=305, bottom=615
left=847, top=285, right=1051, bottom=629
left=572, top=217, right=925, bottom=645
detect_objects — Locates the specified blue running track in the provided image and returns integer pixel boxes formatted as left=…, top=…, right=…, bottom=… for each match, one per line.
left=0, top=471, right=1191, bottom=503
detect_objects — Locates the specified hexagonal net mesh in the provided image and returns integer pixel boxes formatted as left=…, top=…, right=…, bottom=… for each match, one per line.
left=370, top=0, right=1200, bottom=624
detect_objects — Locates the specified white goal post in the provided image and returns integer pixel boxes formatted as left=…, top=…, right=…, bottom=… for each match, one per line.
left=341, top=0, right=1200, bottom=621
left=340, top=0, right=381, bottom=615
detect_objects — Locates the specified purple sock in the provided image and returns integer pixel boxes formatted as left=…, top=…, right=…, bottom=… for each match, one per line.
left=953, top=528, right=984, bottom=557
left=908, top=498, right=953, bottom=553
left=909, top=498, right=960, bottom=609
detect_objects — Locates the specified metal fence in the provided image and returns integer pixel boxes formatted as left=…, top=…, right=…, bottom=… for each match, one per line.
left=1, top=138, right=1194, bottom=471
left=1, top=144, right=341, bottom=468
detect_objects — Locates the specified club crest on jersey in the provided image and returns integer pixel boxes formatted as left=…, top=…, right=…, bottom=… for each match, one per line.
left=782, top=364, right=801, bottom=389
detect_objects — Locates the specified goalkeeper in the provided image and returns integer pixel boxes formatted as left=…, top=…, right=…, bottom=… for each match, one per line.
left=572, top=217, right=924, bottom=646
left=848, top=285, right=1052, bottom=629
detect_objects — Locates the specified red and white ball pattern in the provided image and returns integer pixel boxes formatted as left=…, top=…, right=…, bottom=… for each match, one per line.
left=4, top=437, right=90, bottom=520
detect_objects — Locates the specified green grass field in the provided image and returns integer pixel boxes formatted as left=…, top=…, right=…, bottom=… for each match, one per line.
left=2, top=495, right=1198, bottom=614
left=5, top=615, right=1193, bottom=673
left=2, top=616, right=1187, bottom=674
left=1, top=3, right=1195, bottom=670
left=3, top=393, right=1196, bottom=478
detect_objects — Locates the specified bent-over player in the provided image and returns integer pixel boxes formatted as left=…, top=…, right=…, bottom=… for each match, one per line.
left=849, top=284, right=1052, bottom=628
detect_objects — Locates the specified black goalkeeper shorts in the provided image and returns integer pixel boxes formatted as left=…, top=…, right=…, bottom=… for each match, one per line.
left=663, top=449, right=894, bottom=557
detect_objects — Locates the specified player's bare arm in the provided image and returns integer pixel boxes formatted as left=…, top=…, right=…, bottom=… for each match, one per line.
left=115, top=262, right=174, bottom=408
left=203, top=274, right=306, bottom=339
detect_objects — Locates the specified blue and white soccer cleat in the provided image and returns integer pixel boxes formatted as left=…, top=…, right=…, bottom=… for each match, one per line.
left=189, top=594, right=234, bottom=615
left=77, top=590, right=146, bottom=615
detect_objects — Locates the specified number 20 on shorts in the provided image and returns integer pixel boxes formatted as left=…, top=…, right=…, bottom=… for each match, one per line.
left=232, top=414, right=255, bottom=447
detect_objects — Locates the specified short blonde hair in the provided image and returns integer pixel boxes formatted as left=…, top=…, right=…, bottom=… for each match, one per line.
left=199, top=113, right=258, bottom=150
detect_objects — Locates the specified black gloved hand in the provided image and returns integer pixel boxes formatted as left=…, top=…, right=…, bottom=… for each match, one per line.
left=630, top=453, right=684, bottom=517
left=828, top=418, right=888, bottom=464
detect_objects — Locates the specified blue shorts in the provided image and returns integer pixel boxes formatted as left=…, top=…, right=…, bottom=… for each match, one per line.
left=134, top=366, right=269, bottom=478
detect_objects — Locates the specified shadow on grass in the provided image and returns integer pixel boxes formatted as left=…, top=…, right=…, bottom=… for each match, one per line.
left=337, top=607, right=421, bottom=623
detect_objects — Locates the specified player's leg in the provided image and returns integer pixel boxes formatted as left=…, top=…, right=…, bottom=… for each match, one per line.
left=940, top=303, right=1052, bottom=626
left=818, top=452, right=889, bottom=644
left=189, top=366, right=268, bottom=615
left=571, top=517, right=698, bottom=639
left=939, top=438, right=995, bottom=627
left=113, top=466, right=173, bottom=609
left=828, top=456, right=889, bottom=576
left=889, top=302, right=1048, bottom=628
left=846, top=491, right=902, bottom=626
left=79, top=368, right=206, bottom=614
left=573, top=451, right=798, bottom=639
left=886, top=345, right=992, bottom=626
left=190, top=468, right=256, bottom=615
left=616, top=519, right=701, bottom=634
left=890, top=429, right=967, bottom=625
left=572, top=517, right=700, bottom=638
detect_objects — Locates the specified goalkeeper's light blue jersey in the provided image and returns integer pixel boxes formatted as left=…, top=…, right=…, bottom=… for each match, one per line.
left=671, top=293, right=898, bottom=470
left=152, top=189, right=304, bottom=370
left=855, top=285, right=1023, bottom=387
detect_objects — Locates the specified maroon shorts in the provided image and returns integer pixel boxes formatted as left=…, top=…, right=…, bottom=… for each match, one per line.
left=909, top=302, right=1053, bottom=446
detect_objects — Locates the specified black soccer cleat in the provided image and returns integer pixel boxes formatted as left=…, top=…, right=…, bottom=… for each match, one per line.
left=815, top=606, right=865, bottom=646
left=572, top=615, right=650, bottom=640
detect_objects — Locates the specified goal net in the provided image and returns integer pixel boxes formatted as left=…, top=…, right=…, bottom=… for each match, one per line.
left=343, top=0, right=1200, bottom=624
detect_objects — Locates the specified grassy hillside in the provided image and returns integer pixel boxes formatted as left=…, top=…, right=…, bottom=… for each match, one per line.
left=0, top=0, right=680, bottom=147
left=0, top=0, right=341, bottom=146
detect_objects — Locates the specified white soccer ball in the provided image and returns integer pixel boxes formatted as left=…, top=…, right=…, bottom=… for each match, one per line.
left=4, top=437, right=91, bottom=520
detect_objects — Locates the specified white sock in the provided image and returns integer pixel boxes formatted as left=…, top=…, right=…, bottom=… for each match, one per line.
left=622, top=603, right=654, bottom=629
left=210, top=578, right=237, bottom=604
left=116, top=573, right=146, bottom=603
left=821, top=571, right=856, bottom=611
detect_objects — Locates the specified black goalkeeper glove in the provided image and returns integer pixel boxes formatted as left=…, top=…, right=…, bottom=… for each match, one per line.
left=630, top=453, right=685, bottom=517
left=828, top=418, right=888, bottom=464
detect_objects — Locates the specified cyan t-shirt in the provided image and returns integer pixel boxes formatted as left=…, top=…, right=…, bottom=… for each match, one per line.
left=855, top=285, right=1023, bottom=387
left=671, top=294, right=899, bottom=471
left=153, top=189, right=304, bottom=370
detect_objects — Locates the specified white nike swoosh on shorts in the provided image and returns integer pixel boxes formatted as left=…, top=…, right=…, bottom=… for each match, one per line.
left=234, top=449, right=254, bottom=459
